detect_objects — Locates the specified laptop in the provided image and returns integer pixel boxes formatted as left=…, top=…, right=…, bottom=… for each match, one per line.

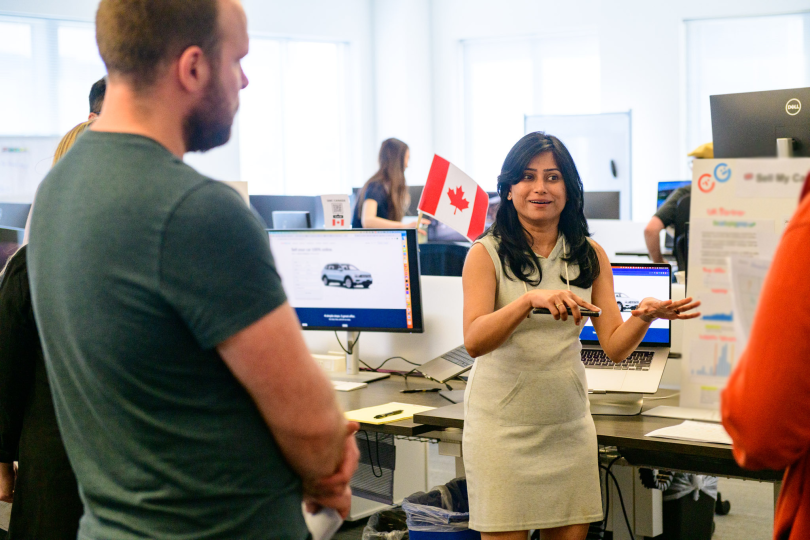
left=580, top=263, right=671, bottom=394
left=417, top=345, right=475, bottom=384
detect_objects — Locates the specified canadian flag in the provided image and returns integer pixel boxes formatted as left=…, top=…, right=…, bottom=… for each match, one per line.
left=418, top=155, right=488, bottom=241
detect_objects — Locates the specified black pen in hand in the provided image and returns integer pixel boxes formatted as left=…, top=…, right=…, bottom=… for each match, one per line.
left=374, top=409, right=404, bottom=419
left=400, top=388, right=441, bottom=394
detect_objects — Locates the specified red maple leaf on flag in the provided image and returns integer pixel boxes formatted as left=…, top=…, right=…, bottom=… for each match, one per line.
left=447, top=186, right=469, bottom=214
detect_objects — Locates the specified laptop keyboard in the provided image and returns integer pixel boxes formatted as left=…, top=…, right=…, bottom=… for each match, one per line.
left=443, top=346, right=475, bottom=368
left=581, top=349, right=653, bottom=370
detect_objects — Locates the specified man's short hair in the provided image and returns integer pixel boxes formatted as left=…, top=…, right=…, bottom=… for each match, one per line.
left=89, top=77, right=107, bottom=114
left=95, top=0, right=221, bottom=90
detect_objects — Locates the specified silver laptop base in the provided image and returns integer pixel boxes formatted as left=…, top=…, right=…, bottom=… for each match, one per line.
left=329, top=372, right=391, bottom=383
left=589, top=393, right=643, bottom=415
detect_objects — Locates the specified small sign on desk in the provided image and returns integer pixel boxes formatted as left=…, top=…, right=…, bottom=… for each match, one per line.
left=320, top=194, right=351, bottom=229
left=345, top=402, right=436, bottom=424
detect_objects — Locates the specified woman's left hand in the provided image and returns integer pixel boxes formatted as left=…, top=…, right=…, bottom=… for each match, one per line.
left=632, top=297, right=701, bottom=323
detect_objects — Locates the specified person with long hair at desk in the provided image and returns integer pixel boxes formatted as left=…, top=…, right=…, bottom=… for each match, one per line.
left=461, top=132, right=700, bottom=540
left=352, top=138, right=429, bottom=231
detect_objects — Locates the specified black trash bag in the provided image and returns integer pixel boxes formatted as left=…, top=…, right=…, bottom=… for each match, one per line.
left=402, top=477, right=472, bottom=532
left=362, top=508, right=409, bottom=540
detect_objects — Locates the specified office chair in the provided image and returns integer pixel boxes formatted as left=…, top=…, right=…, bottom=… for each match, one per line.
left=673, top=194, right=691, bottom=274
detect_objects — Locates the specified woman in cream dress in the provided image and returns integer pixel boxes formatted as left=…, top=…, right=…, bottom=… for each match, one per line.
left=462, top=133, right=700, bottom=540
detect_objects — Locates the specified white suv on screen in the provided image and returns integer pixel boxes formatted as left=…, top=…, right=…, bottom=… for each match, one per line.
left=615, top=292, right=640, bottom=311
left=321, top=263, right=373, bottom=289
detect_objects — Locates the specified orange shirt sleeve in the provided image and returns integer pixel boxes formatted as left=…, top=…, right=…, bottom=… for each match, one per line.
left=722, top=196, right=810, bottom=471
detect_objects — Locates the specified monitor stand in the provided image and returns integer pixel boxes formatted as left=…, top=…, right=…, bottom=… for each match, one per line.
left=328, top=331, right=390, bottom=384
left=589, top=392, right=643, bottom=416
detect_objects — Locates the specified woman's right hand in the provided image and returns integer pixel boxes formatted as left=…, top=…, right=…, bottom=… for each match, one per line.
left=405, top=218, right=431, bottom=235
left=525, top=289, right=600, bottom=325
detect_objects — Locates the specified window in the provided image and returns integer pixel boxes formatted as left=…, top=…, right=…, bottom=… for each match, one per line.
left=239, top=38, right=350, bottom=196
left=0, top=16, right=105, bottom=136
left=462, top=33, right=600, bottom=190
left=686, top=13, right=810, bottom=157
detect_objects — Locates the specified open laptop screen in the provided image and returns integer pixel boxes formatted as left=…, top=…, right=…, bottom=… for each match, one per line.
left=579, top=263, right=671, bottom=346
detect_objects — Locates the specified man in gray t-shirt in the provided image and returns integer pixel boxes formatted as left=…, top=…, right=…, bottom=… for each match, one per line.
left=644, top=185, right=691, bottom=263
left=28, top=1, right=357, bottom=538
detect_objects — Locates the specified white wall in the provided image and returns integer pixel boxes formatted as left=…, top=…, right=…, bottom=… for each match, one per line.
left=371, top=0, right=434, bottom=189
left=0, top=0, right=98, bottom=20
left=1, top=0, right=377, bottom=187
left=241, top=0, right=377, bottom=187
left=7, top=0, right=810, bottom=212
left=429, top=0, right=810, bottom=220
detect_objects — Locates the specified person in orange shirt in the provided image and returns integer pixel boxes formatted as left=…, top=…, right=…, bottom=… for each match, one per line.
left=722, top=172, right=810, bottom=540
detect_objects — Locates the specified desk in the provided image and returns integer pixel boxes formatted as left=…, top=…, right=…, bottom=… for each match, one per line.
left=335, top=374, right=461, bottom=437
left=413, top=389, right=782, bottom=538
left=334, top=373, right=466, bottom=520
left=413, top=390, right=782, bottom=482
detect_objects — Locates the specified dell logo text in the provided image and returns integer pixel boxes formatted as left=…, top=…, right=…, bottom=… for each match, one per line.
left=786, top=98, right=801, bottom=116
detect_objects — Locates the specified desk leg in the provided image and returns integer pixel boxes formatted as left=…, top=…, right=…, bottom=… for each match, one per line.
left=774, top=481, right=782, bottom=514
left=437, top=428, right=465, bottom=478
left=455, top=456, right=466, bottom=478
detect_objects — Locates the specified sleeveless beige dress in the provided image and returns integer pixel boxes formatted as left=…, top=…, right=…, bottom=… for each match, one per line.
left=462, top=233, right=603, bottom=532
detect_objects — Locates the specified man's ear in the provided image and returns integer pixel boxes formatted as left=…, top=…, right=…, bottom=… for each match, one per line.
left=176, top=46, right=211, bottom=94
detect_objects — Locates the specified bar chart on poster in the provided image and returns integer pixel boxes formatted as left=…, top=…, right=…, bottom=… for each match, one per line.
left=680, top=158, right=810, bottom=410
left=690, top=340, right=734, bottom=378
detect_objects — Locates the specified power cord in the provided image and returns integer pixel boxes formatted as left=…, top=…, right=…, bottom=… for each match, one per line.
left=357, top=430, right=383, bottom=478
left=600, top=455, right=635, bottom=540
left=333, top=332, right=421, bottom=373
left=334, top=331, right=361, bottom=355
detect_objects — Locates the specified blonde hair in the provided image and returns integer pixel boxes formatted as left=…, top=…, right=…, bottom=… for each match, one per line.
left=52, top=120, right=94, bottom=165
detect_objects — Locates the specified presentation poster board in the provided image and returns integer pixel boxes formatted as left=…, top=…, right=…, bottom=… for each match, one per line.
left=681, top=158, right=810, bottom=409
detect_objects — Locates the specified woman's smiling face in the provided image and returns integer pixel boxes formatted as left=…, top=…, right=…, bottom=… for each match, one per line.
left=509, top=151, right=568, bottom=226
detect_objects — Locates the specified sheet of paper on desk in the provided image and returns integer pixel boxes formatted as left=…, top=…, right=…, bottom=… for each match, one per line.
left=345, top=402, right=436, bottom=424
left=331, top=381, right=367, bottom=392
left=645, top=420, right=732, bottom=445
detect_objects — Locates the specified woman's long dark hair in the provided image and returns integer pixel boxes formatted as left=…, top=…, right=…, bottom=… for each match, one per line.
left=357, top=138, right=410, bottom=222
left=487, top=132, right=600, bottom=288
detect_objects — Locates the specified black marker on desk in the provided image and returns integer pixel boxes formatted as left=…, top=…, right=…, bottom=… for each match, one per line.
left=374, top=409, right=404, bottom=419
left=401, top=388, right=441, bottom=394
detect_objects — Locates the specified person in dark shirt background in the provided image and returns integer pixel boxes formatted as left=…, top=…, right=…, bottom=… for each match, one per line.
left=353, top=137, right=429, bottom=231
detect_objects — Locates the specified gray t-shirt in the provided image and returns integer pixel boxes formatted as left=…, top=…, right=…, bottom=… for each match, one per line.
left=28, top=131, right=306, bottom=540
left=654, top=185, right=691, bottom=228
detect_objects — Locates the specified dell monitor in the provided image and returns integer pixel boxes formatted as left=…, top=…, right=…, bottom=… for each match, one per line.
left=711, top=87, right=810, bottom=158
left=0, top=203, right=31, bottom=268
left=267, top=228, right=423, bottom=383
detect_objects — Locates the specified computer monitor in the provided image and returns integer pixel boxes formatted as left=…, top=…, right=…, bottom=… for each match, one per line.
left=583, top=191, right=620, bottom=220
left=579, top=264, right=672, bottom=346
left=710, top=87, right=810, bottom=158
left=656, top=181, right=691, bottom=209
left=405, top=185, right=424, bottom=217
left=656, top=181, right=691, bottom=250
left=0, top=203, right=31, bottom=268
left=250, top=195, right=324, bottom=229
left=271, top=211, right=311, bottom=229
left=267, top=228, right=424, bottom=382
